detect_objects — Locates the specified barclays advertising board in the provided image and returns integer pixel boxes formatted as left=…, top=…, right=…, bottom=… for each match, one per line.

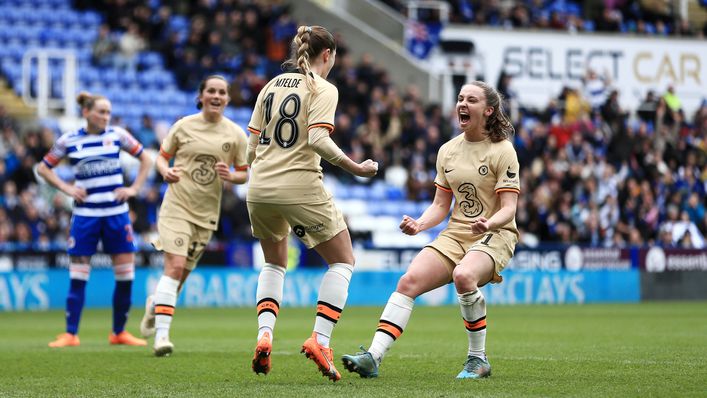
left=0, top=268, right=639, bottom=312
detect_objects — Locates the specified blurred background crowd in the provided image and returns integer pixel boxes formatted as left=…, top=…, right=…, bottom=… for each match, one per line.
left=1, top=0, right=705, bottom=253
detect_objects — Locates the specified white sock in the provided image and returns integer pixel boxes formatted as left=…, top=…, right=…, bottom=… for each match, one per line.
left=313, top=263, right=353, bottom=348
left=256, top=263, right=286, bottom=341
left=368, top=292, right=414, bottom=364
left=459, top=290, right=487, bottom=359
left=154, top=275, right=179, bottom=341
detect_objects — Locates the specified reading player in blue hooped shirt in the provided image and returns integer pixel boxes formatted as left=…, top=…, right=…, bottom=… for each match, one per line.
left=37, top=91, right=152, bottom=348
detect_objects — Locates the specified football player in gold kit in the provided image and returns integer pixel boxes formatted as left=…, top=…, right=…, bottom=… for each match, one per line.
left=342, top=81, right=520, bottom=380
left=247, top=26, right=378, bottom=381
left=140, top=75, right=249, bottom=357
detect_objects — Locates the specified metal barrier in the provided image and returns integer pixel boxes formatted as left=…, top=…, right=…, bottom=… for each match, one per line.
left=21, top=48, right=77, bottom=118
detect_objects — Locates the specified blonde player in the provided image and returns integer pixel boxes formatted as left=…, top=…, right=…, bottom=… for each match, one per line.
left=139, top=75, right=249, bottom=356
left=39, top=92, right=152, bottom=348
left=342, top=81, right=520, bottom=379
left=247, top=26, right=378, bottom=381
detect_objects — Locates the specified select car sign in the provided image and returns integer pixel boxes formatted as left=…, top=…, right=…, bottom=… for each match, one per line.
left=440, top=27, right=707, bottom=116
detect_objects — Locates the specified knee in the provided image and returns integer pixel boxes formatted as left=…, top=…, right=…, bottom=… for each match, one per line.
left=396, top=273, right=421, bottom=298
left=113, top=263, right=135, bottom=281
left=164, top=255, right=186, bottom=278
left=452, top=268, right=479, bottom=293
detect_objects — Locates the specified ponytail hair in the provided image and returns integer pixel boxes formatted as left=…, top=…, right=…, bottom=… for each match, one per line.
left=281, top=25, right=336, bottom=92
left=76, top=91, right=107, bottom=111
left=469, top=81, right=514, bottom=142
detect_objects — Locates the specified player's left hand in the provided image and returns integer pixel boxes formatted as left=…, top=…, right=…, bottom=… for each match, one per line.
left=470, top=217, right=490, bottom=234
left=215, top=162, right=232, bottom=182
left=114, top=187, right=137, bottom=202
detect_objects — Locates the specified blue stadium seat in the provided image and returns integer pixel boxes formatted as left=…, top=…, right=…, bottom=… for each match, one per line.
left=368, top=182, right=387, bottom=200
left=349, top=185, right=368, bottom=200
left=168, top=15, right=189, bottom=34
left=119, top=70, right=138, bottom=86
left=400, top=201, right=418, bottom=216
left=109, top=88, right=133, bottom=105
left=138, top=52, right=163, bottom=70
left=79, top=67, right=100, bottom=85
left=99, top=68, right=121, bottom=86
left=386, top=186, right=405, bottom=200
left=81, top=11, right=103, bottom=26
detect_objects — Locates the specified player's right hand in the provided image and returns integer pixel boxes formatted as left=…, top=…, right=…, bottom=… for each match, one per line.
left=67, top=186, right=88, bottom=204
left=399, top=215, right=421, bottom=236
left=163, top=166, right=181, bottom=183
left=358, top=159, right=378, bottom=178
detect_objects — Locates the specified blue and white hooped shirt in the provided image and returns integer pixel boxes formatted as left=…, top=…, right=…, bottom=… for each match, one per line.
left=42, top=126, right=143, bottom=217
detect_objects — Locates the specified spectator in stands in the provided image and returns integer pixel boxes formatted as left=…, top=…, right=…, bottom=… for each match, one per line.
left=115, top=22, right=146, bottom=72
left=342, top=81, right=519, bottom=381
left=246, top=26, right=378, bottom=381
left=637, top=90, right=659, bottom=123
left=37, top=91, right=152, bottom=348
left=135, top=114, right=157, bottom=149
left=662, top=85, right=685, bottom=127
left=583, top=69, right=610, bottom=112
left=139, top=75, right=249, bottom=357
left=3, top=0, right=706, bottom=254
left=673, top=210, right=705, bottom=249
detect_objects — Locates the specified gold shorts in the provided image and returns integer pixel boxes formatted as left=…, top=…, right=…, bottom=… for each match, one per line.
left=152, top=216, right=214, bottom=271
left=426, top=228, right=517, bottom=283
left=247, top=200, right=347, bottom=249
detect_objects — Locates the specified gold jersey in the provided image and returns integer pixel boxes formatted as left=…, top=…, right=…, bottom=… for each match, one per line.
left=247, top=72, right=337, bottom=204
left=434, top=134, right=521, bottom=237
left=159, top=113, right=248, bottom=230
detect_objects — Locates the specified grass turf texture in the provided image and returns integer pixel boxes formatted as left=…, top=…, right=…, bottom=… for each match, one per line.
left=1, top=302, right=706, bottom=397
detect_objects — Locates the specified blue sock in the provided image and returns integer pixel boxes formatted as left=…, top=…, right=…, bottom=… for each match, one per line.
left=112, top=280, right=132, bottom=334
left=66, top=279, right=87, bottom=335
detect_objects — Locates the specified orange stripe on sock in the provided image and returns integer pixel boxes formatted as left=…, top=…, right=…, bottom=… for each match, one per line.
left=155, top=305, right=175, bottom=316
left=463, top=317, right=486, bottom=332
left=316, top=302, right=342, bottom=322
left=257, top=299, right=279, bottom=316
left=377, top=320, right=403, bottom=340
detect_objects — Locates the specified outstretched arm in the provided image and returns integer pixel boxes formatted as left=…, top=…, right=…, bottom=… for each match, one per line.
left=309, top=126, right=378, bottom=177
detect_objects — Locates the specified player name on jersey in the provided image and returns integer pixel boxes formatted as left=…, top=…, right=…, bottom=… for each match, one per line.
left=274, top=77, right=303, bottom=88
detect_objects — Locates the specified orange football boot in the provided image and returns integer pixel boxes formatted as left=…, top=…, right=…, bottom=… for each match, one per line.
left=48, top=333, right=80, bottom=348
left=109, top=330, right=147, bottom=346
left=301, top=332, right=341, bottom=381
left=252, top=332, right=272, bottom=375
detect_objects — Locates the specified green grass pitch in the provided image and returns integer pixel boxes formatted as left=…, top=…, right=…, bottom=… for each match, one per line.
left=1, top=302, right=706, bottom=397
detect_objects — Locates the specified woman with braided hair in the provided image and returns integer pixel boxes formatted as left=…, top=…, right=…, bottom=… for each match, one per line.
left=342, top=81, right=520, bottom=380
left=247, top=25, right=378, bottom=382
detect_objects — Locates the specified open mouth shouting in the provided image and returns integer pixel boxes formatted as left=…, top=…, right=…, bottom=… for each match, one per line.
left=458, top=109, right=471, bottom=128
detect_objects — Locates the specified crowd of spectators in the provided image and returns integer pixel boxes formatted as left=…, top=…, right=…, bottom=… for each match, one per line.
left=382, top=0, right=707, bottom=37
left=0, top=0, right=705, bottom=253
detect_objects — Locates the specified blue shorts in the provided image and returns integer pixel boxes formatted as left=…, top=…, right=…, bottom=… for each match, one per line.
left=68, top=213, right=136, bottom=256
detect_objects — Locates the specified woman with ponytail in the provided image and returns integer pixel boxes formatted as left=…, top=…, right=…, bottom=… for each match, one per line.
left=342, top=81, right=520, bottom=380
left=247, top=26, right=378, bottom=382
left=139, top=75, right=249, bottom=357
left=38, top=91, right=152, bottom=348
